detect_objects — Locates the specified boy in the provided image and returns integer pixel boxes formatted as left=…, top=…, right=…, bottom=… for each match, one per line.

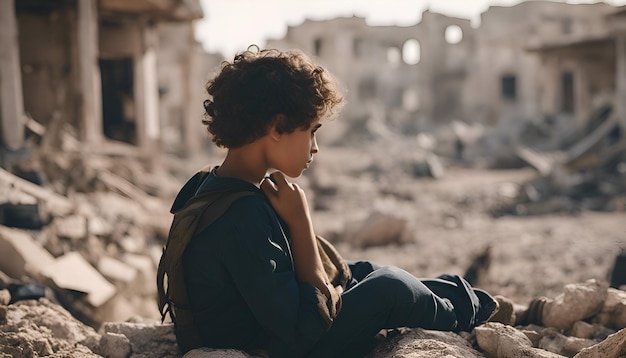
left=157, top=46, right=498, bottom=358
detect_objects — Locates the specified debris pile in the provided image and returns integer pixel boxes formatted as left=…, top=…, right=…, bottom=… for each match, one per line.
left=0, top=120, right=183, bottom=328
left=1, top=279, right=625, bottom=357
left=490, top=104, right=626, bottom=217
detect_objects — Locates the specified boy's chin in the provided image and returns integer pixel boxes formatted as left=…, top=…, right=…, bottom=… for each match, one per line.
left=284, top=169, right=305, bottom=178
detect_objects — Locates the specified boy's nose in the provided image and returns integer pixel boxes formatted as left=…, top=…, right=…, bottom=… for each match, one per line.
left=311, top=137, right=319, bottom=153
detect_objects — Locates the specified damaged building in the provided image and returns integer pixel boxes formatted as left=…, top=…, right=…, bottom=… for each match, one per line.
left=0, top=0, right=223, bottom=328
left=266, top=1, right=623, bottom=159
left=266, top=12, right=476, bottom=144
left=0, top=0, right=218, bottom=170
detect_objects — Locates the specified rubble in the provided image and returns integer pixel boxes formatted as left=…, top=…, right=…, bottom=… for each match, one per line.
left=40, top=251, right=116, bottom=308
left=2, top=280, right=625, bottom=358
left=492, top=105, right=626, bottom=218
left=0, top=123, right=175, bottom=328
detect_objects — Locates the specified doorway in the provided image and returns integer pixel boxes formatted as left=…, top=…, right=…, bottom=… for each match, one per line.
left=99, top=58, right=136, bottom=144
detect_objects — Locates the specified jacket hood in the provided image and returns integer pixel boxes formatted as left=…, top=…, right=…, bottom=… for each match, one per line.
left=170, top=166, right=262, bottom=213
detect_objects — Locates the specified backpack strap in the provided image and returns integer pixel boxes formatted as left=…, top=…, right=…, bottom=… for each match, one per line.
left=157, top=184, right=256, bottom=353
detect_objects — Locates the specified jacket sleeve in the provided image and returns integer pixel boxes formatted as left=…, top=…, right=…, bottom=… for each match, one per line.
left=219, top=197, right=331, bottom=357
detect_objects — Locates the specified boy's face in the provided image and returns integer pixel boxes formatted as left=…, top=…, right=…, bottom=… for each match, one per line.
left=270, top=118, right=321, bottom=178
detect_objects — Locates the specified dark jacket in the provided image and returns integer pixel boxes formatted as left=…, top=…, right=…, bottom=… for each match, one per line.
left=177, top=168, right=332, bottom=357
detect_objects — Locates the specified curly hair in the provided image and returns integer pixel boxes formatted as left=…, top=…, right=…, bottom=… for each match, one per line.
left=202, top=46, right=344, bottom=148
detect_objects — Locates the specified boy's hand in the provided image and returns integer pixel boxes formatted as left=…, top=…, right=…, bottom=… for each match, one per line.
left=260, top=171, right=311, bottom=227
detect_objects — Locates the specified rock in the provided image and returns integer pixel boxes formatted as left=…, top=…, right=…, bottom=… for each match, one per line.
left=87, top=215, right=114, bottom=237
left=121, top=253, right=156, bottom=296
left=367, top=328, right=485, bottom=358
left=522, top=327, right=543, bottom=347
left=98, top=256, right=138, bottom=284
left=489, top=295, right=516, bottom=325
left=40, top=251, right=116, bottom=307
left=54, top=215, right=88, bottom=241
left=542, top=280, right=608, bottom=330
left=574, top=328, right=626, bottom=358
left=475, top=322, right=567, bottom=358
left=102, top=321, right=179, bottom=358
left=0, top=288, right=10, bottom=305
left=538, top=329, right=597, bottom=357
left=99, top=332, right=132, bottom=358
left=570, top=321, right=597, bottom=339
left=0, top=298, right=101, bottom=358
left=0, top=225, right=55, bottom=279
left=345, top=211, right=414, bottom=247
left=594, top=288, right=626, bottom=330
left=183, top=347, right=260, bottom=358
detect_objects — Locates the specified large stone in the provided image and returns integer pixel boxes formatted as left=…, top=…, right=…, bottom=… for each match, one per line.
left=0, top=288, right=10, bottom=305
left=121, top=253, right=156, bottom=296
left=0, top=298, right=101, bottom=358
left=102, top=321, right=179, bottom=358
left=489, top=295, right=516, bottom=326
left=367, top=328, right=485, bottom=358
left=183, top=348, right=260, bottom=358
left=538, top=329, right=597, bottom=357
left=570, top=321, right=596, bottom=339
left=0, top=225, right=55, bottom=279
left=40, top=251, right=116, bottom=307
left=99, top=332, right=132, bottom=358
left=344, top=210, right=414, bottom=247
left=475, top=322, right=567, bottom=358
left=53, top=215, right=88, bottom=241
left=594, top=288, right=626, bottom=330
left=542, top=280, right=608, bottom=330
left=574, top=328, right=626, bottom=358
left=98, top=256, right=138, bottom=284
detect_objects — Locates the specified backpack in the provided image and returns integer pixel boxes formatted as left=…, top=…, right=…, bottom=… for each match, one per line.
left=156, top=170, right=351, bottom=353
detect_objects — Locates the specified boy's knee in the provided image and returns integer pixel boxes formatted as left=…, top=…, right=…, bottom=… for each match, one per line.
left=368, top=266, right=420, bottom=303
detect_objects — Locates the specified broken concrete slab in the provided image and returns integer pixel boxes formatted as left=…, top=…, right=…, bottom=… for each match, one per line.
left=97, top=256, right=138, bottom=284
left=41, top=251, right=116, bottom=307
left=0, top=166, right=73, bottom=216
left=53, top=215, right=88, bottom=241
left=0, top=225, right=55, bottom=279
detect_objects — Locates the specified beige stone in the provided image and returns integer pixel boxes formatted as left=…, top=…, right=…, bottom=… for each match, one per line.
left=41, top=251, right=116, bottom=307
left=570, top=321, right=596, bottom=339
left=102, top=321, right=179, bottom=358
left=542, top=280, right=608, bottom=330
left=574, top=328, right=626, bottom=358
left=0, top=225, right=55, bottom=279
left=99, top=332, right=131, bottom=358
left=98, top=256, right=138, bottom=283
left=595, top=288, right=626, bottom=329
left=54, top=215, right=88, bottom=241
left=476, top=322, right=567, bottom=358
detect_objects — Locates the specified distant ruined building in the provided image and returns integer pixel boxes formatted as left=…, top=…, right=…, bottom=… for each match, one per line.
left=1, top=0, right=624, bottom=165
left=266, top=1, right=626, bottom=156
left=0, top=0, right=222, bottom=170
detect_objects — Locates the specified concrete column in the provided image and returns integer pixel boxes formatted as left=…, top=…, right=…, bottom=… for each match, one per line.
left=134, top=23, right=160, bottom=166
left=575, top=66, right=589, bottom=125
left=541, top=56, right=559, bottom=117
left=77, top=0, right=102, bottom=145
left=184, top=28, right=202, bottom=154
left=616, top=34, right=626, bottom=133
left=0, top=0, right=25, bottom=150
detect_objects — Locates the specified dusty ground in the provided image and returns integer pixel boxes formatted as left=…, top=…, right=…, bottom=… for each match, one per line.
left=298, top=146, right=626, bottom=306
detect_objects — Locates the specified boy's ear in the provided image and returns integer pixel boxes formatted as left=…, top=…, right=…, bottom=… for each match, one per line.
left=268, top=114, right=285, bottom=142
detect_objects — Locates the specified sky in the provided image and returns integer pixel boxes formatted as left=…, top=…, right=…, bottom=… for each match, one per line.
left=194, top=0, right=626, bottom=58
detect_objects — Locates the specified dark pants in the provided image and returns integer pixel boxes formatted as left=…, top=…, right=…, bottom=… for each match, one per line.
left=305, top=261, right=493, bottom=358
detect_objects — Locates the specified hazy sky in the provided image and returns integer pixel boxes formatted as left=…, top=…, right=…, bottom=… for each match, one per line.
left=194, top=0, right=626, bottom=58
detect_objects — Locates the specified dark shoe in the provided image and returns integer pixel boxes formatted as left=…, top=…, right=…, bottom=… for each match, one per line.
left=474, top=288, right=500, bottom=325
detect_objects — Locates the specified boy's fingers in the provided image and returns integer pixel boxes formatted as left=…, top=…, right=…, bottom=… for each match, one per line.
left=260, top=177, right=278, bottom=197
left=269, top=171, right=289, bottom=187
